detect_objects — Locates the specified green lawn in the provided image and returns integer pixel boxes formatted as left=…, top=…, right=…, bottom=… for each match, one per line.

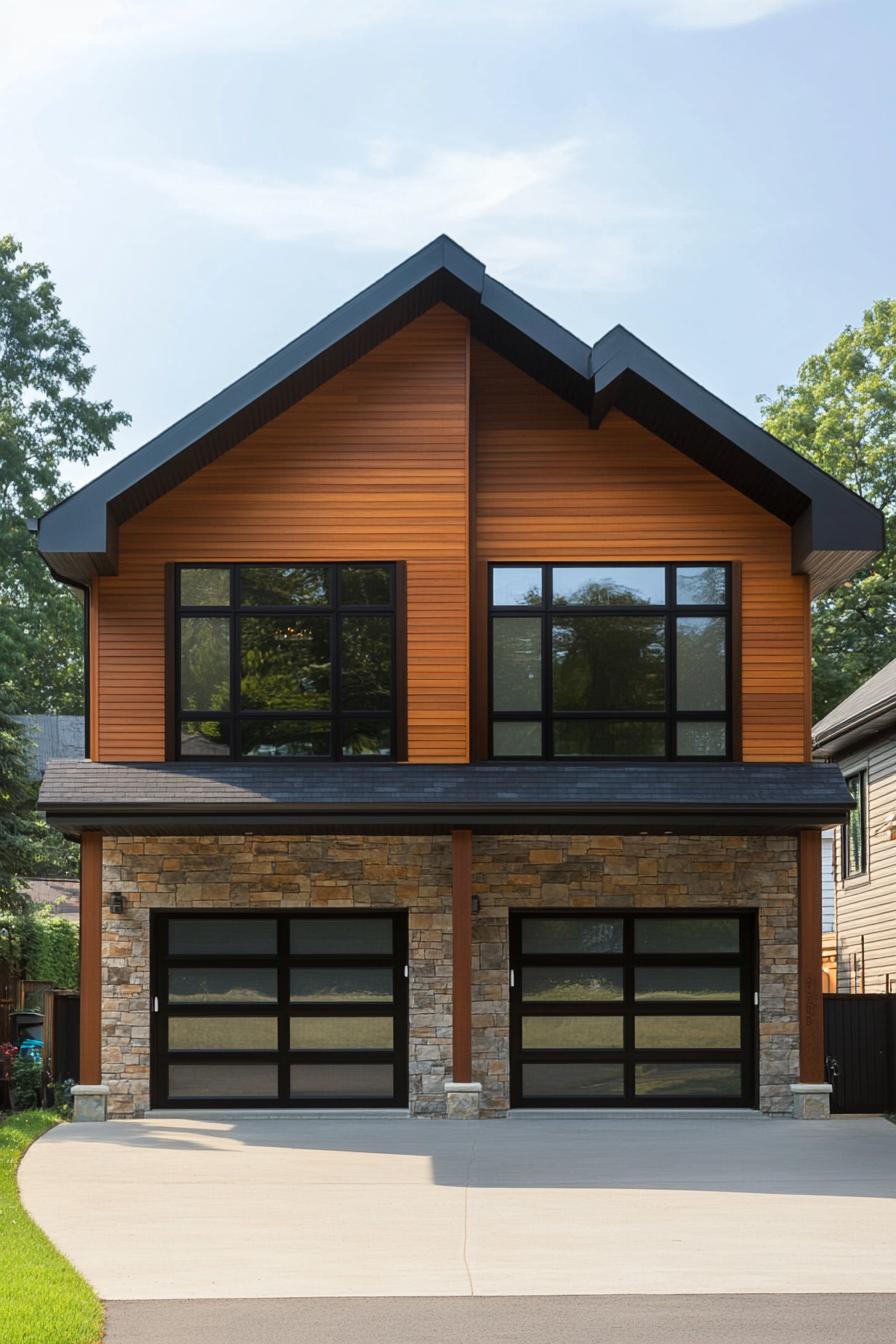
left=0, top=1111, right=103, bottom=1344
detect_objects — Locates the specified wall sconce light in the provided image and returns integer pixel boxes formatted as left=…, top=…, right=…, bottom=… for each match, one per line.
left=109, top=891, right=124, bottom=915
left=472, top=896, right=480, bottom=914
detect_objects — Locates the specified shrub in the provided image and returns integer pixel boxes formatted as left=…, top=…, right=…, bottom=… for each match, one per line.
left=10, top=1055, right=42, bottom=1110
left=0, top=912, right=79, bottom=990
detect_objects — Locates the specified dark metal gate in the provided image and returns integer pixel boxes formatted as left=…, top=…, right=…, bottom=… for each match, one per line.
left=52, top=992, right=80, bottom=1084
left=824, top=994, right=896, bottom=1113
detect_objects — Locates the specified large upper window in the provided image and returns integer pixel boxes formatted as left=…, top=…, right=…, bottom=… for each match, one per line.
left=175, top=564, right=396, bottom=760
left=489, top=563, right=730, bottom=760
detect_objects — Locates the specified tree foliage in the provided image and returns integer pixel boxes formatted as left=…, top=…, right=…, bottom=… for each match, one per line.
left=0, top=234, right=130, bottom=713
left=0, top=910, right=79, bottom=990
left=759, top=300, right=896, bottom=719
left=0, top=714, right=44, bottom=913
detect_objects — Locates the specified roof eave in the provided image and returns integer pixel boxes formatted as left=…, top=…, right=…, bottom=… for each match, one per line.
left=590, top=331, right=885, bottom=597
left=36, top=242, right=884, bottom=590
left=813, top=695, right=896, bottom=758
left=43, top=801, right=852, bottom=840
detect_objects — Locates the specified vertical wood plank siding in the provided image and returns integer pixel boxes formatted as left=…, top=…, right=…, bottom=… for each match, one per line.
left=79, top=831, right=103, bottom=1084
left=94, top=307, right=470, bottom=762
left=798, top=828, right=825, bottom=1081
left=471, top=342, right=810, bottom=762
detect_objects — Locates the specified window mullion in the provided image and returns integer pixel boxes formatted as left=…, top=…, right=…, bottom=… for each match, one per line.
left=331, top=607, right=340, bottom=761
left=543, top=565, right=552, bottom=759
left=231, top=567, right=239, bottom=758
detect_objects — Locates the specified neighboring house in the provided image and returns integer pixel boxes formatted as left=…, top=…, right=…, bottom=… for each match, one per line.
left=25, top=879, right=80, bottom=921
left=814, top=659, right=896, bottom=995
left=33, top=237, right=882, bottom=1122
left=13, top=715, right=84, bottom=778
left=821, top=830, right=837, bottom=991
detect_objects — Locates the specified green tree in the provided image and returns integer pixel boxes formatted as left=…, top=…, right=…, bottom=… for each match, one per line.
left=759, top=300, right=896, bottom=719
left=0, top=234, right=130, bottom=713
left=0, top=713, right=45, bottom=912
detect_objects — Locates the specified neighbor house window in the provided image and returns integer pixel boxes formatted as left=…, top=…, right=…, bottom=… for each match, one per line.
left=489, top=563, right=730, bottom=759
left=175, top=564, right=396, bottom=760
left=843, top=771, right=867, bottom=877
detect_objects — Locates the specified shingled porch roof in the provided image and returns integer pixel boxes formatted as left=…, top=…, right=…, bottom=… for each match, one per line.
left=39, top=758, right=853, bottom=837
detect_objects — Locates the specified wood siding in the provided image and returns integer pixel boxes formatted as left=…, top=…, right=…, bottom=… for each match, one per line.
left=471, top=342, right=810, bottom=762
left=832, top=740, right=896, bottom=993
left=92, top=313, right=811, bottom=765
left=94, top=306, right=470, bottom=762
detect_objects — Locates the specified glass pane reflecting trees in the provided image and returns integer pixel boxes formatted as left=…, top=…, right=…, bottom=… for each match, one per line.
left=176, top=564, right=395, bottom=759
left=490, top=563, right=729, bottom=759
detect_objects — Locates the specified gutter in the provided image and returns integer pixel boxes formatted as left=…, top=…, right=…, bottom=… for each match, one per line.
left=813, top=693, right=896, bottom=756
left=42, top=801, right=854, bottom=838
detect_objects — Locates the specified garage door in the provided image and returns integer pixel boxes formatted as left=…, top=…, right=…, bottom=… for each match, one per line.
left=151, top=911, right=408, bottom=1108
left=510, top=911, right=755, bottom=1108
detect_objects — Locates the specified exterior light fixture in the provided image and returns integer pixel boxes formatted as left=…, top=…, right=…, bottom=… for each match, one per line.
left=109, top=891, right=124, bottom=914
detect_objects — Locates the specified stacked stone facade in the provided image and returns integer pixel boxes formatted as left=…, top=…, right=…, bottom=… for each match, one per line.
left=101, top=832, right=798, bottom=1118
left=472, top=833, right=798, bottom=1116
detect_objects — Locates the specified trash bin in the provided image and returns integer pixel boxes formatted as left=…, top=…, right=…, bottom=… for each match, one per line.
left=11, top=1011, right=44, bottom=1047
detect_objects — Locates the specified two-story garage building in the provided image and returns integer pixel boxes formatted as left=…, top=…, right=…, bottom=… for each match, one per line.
left=34, top=237, right=883, bottom=1122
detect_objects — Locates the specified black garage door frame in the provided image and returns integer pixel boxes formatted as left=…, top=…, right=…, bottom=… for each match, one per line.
left=150, top=909, right=409, bottom=1109
left=510, top=908, right=758, bottom=1109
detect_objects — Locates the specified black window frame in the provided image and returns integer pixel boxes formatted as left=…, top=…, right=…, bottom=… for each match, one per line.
left=173, top=562, right=399, bottom=762
left=509, top=909, right=757, bottom=1109
left=843, top=769, right=868, bottom=879
left=488, top=561, right=732, bottom=762
left=150, top=910, right=409, bottom=1109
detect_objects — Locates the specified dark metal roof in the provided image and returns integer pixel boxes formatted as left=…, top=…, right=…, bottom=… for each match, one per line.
left=813, top=656, right=896, bottom=757
left=36, top=235, right=883, bottom=595
left=39, top=759, right=853, bottom=837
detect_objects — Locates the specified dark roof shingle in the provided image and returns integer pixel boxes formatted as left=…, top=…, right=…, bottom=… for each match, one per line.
left=813, top=656, right=896, bottom=755
left=39, top=759, right=853, bottom=835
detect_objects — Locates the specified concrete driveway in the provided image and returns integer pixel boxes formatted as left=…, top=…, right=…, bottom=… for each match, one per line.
left=19, top=1113, right=896, bottom=1301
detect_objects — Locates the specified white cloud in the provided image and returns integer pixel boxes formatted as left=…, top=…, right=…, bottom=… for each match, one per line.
left=640, top=0, right=815, bottom=27
left=2, top=0, right=821, bottom=84
left=107, top=138, right=690, bottom=292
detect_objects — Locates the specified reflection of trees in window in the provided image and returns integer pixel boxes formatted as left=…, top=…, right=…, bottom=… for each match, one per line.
left=552, top=616, right=665, bottom=711
left=180, top=617, right=230, bottom=711
left=489, top=563, right=729, bottom=760
left=240, top=617, right=330, bottom=710
left=176, top=564, right=395, bottom=760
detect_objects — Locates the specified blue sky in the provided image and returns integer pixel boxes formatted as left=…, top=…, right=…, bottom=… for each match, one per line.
left=4, top=0, right=894, bottom=490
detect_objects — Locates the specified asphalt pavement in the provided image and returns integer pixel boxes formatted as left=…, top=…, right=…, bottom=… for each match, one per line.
left=103, top=1295, right=896, bottom=1344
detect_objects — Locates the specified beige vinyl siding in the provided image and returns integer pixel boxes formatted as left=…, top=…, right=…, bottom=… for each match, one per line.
left=822, top=830, right=835, bottom=933
left=832, top=738, right=896, bottom=993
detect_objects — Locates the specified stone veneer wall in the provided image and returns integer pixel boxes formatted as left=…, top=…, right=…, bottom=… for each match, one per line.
left=101, top=835, right=453, bottom=1118
left=101, top=833, right=798, bottom=1118
left=472, top=834, right=799, bottom=1117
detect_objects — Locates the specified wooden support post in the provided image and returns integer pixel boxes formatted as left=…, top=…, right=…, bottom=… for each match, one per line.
left=80, top=832, right=103, bottom=1085
left=451, top=828, right=473, bottom=1084
left=798, top=829, right=825, bottom=1083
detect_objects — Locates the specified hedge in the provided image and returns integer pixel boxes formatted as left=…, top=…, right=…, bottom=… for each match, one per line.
left=0, top=913, right=79, bottom=990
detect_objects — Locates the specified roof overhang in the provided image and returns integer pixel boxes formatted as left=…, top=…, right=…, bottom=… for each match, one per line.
left=39, top=759, right=854, bottom=839
left=37, top=236, right=884, bottom=595
left=813, top=694, right=896, bottom=759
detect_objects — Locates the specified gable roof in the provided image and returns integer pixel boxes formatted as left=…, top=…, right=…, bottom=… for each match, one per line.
left=813, top=656, right=896, bottom=757
left=36, top=235, right=883, bottom=593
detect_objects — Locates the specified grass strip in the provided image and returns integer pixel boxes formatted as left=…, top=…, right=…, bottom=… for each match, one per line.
left=0, top=1111, right=103, bottom=1344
